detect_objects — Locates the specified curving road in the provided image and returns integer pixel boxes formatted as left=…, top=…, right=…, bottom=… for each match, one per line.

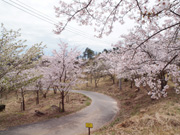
left=0, top=90, right=119, bottom=135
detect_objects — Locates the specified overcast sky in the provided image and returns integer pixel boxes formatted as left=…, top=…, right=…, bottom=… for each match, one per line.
left=0, top=0, right=134, bottom=55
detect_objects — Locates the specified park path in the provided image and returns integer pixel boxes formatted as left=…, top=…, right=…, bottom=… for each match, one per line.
left=0, top=90, right=119, bottom=135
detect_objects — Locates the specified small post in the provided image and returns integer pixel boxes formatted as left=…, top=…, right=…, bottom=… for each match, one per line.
left=86, top=123, right=93, bottom=135
left=88, top=127, right=90, bottom=135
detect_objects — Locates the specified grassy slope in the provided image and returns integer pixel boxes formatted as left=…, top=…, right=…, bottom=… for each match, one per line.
left=77, top=77, right=180, bottom=135
left=0, top=91, right=91, bottom=131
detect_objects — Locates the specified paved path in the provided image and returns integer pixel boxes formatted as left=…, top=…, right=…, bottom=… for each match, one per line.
left=0, top=90, right=119, bottom=135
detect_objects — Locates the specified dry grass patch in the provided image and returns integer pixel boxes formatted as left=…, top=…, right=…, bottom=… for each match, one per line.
left=0, top=91, right=91, bottom=131
left=78, top=77, right=180, bottom=135
left=96, top=98, right=180, bottom=135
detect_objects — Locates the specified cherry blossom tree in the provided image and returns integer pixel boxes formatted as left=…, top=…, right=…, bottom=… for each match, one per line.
left=29, top=68, right=44, bottom=105
left=41, top=42, right=83, bottom=112
left=91, top=60, right=105, bottom=88
left=54, top=0, right=180, bottom=99
left=98, top=52, right=119, bottom=84
left=38, top=57, right=55, bottom=98
left=83, top=57, right=106, bottom=88
left=54, top=0, right=179, bottom=39
left=83, top=65, right=91, bottom=87
left=16, top=69, right=41, bottom=111
left=113, top=24, right=180, bottom=99
left=0, top=24, right=44, bottom=98
left=35, top=79, right=43, bottom=105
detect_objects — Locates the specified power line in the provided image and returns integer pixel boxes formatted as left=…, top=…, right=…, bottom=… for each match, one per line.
left=15, top=0, right=107, bottom=42
left=9, top=0, right=56, bottom=24
left=2, top=0, right=54, bottom=25
left=16, top=0, right=92, bottom=36
left=15, top=0, right=113, bottom=44
left=2, top=0, right=111, bottom=45
left=16, top=0, right=59, bottom=22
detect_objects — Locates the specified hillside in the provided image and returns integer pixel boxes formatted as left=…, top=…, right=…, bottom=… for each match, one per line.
left=78, top=78, right=180, bottom=135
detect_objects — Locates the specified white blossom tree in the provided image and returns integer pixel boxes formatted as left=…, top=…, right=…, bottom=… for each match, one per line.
left=0, top=24, right=44, bottom=98
left=54, top=0, right=179, bottom=39
left=113, top=24, right=180, bottom=99
left=98, top=52, right=119, bottom=84
left=41, top=42, right=83, bottom=112
left=53, top=0, right=180, bottom=99
left=16, top=69, right=41, bottom=111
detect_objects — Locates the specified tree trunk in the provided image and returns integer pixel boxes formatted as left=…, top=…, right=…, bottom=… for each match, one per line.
left=61, top=91, right=65, bottom=112
left=43, top=87, right=50, bottom=98
left=54, top=89, right=57, bottom=94
left=22, top=99, right=25, bottom=111
left=43, top=89, right=49, bottom=98
left=160, top=73, right=167, bottom=91
left=0, top=89, right=2, bottom=99
left=112, top=76, right=115, bottom=84
left=90, top=75, right=93, bottom=84
left=95, top=79, right=98, bottom=88
left=36, top=90, right=39, bottom=105
left=161, top=80, right=167, bottom=90
left=59, top=101, right=61, bottom=112
left=16, top=90, right=19, bottom=99
left=119, top=78, right=122, bottom=90
left=53, top=86, right=57, bottom=94
left=21, top=88, right=25, bottom=111
left=86, top=77, right=89, bottom=87
left=43, top=93, right=47, bottom=98
left=130, top=80, right=133, bottom=88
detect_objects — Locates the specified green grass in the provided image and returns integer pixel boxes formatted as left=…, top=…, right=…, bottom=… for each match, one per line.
left=110, top=117, right=120, bottom=127
left=86, top=101, right=91, bottom=106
